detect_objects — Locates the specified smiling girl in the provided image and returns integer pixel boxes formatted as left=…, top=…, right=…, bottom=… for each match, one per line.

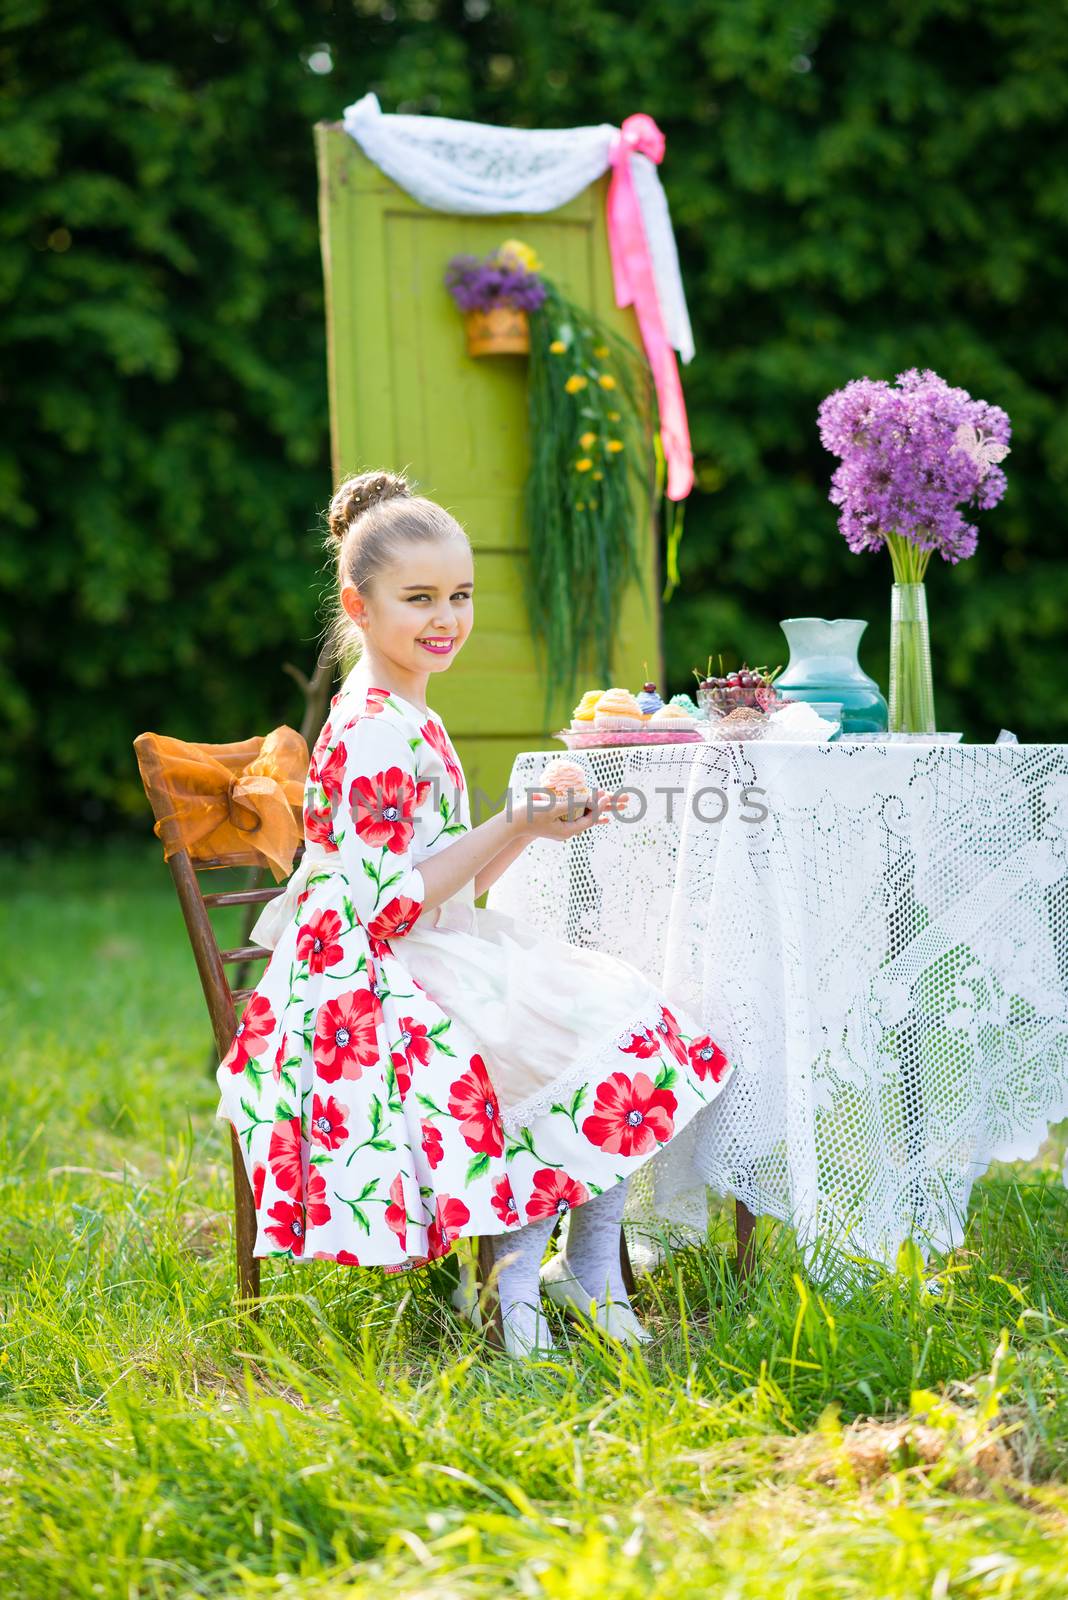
left=214, top=469, right=732, bottom=1356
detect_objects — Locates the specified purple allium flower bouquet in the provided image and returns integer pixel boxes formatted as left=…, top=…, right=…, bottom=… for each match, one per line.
left=818, top=368, right=1011, bottom=732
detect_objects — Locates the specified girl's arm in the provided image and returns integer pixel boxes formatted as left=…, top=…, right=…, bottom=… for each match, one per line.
left=472, top=827, right=531, bottom=902
left=421, top=789, right=618, bottom=913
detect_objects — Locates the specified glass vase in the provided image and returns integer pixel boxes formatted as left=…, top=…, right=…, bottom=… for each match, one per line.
left=776, top=617, right=888, bottom=735
left=889, top=582, right=936, bottom=733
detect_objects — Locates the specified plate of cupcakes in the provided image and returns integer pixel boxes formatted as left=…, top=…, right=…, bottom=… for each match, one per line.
left=553, top=681, right=706, bottom=748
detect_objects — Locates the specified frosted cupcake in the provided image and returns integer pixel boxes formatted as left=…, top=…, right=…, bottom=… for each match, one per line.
left=648, top=703, right=696, bottom=731
left=570, top=689, right=604, bottom=731
left=636, top=681, right=664, bottom=719
left=539, top=757, right=592, bottom=806
left=593, top=687, right=644, bottom=730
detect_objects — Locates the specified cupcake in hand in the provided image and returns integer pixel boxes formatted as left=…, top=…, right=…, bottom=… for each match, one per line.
left=539, top=757, right=592, bottom=807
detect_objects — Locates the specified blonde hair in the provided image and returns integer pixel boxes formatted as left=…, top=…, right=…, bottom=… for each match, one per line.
left=324, top=469, right=471, bottom=665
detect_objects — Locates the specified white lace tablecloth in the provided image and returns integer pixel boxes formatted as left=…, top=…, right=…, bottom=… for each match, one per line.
left=486, top=740, right=1068, bottom=1263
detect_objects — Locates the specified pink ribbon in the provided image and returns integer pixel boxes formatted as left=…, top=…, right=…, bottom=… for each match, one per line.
left=606, top=113, right=693, bottom=501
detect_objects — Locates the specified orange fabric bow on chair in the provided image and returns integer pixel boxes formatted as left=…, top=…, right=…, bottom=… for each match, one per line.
left=133, top=726, right=309, bottom=881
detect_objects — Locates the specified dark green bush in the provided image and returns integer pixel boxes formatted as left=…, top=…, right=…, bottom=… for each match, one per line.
left=3, top=0, right=1065, bottom=834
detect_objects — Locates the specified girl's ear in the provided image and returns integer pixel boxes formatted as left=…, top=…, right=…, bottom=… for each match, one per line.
left=340, top=584, right=366, bottom=628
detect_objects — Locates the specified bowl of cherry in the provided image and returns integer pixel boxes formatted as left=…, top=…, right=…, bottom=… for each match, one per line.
left=694, top=661, right=784, bottom=719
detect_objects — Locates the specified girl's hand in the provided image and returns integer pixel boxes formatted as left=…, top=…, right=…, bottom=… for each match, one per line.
left=512, top=786, right=625, bottom=842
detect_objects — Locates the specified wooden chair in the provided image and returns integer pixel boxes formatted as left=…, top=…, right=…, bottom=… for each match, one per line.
left=154, top=835, right=293, bottom=1308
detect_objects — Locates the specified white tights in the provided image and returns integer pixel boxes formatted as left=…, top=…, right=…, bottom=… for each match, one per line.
left=489, top=1178, right=633, bottom=1352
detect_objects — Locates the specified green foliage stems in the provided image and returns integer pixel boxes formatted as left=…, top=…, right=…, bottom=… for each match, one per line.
left=524, top=280, right=654, bottom=719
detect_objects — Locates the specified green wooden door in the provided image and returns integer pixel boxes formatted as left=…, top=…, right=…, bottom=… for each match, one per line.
left=314, top=122, right=664, bottom=818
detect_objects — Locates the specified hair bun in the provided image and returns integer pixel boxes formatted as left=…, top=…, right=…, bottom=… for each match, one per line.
left=327, top=470, right=412, bottom=542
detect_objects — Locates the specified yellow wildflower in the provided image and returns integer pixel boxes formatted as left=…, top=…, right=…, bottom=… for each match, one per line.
left=598, top=373, right=617, bottom=390
left=592, top=471, right=604, bottom=481
left=606, top=439, right=624, bottom=453
left=564, top=374, right=588, bottom=393
left=575, top=458, right=593, bottom=472
left=549, top=339, right=567, bottom=354
left=579, top=431, right=596, bottom=449
left=608, top=410, right=621, bottom=421
left=576, top=500, right=586, bottom=510
left=593, top=345, right=610, bottom=358
left=498, top=238, right=541, bottom=272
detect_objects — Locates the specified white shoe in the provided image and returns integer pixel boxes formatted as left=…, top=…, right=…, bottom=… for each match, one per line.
left=500, top=1305, right=557, bottom=1361
left=539, top=1251, right=652, bottom=1345
left=450, top=1248, right=556, bottom=1360
left=448, top=1245, right=482, bottom=1328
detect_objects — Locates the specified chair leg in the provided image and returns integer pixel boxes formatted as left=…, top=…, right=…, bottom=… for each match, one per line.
left=476, top=1235, right=505, bottom=1349
left=230, top=1125, right=261, bottom=1311
left=735, top=1199, right=757, bottom=1281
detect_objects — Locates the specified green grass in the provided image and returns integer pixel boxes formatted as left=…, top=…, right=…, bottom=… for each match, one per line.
left=3, top=843, right=1068, bottom=1597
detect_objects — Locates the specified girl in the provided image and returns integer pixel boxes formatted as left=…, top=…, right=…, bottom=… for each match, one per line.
left=215, top=470, right=733, bottom=1356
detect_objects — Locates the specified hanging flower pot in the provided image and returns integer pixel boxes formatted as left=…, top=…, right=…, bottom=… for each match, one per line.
left=464, top=304, right=530, bottom=357
left=446, top=242, right=545, bottom=359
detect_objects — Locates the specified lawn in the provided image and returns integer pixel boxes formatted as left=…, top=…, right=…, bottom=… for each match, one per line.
left=2, top=844, right=1068, bottom=1598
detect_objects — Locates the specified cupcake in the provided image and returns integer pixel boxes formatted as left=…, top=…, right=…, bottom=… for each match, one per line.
left=648, top=703, right=696, bottom=730
left=593, top=687, right=644, bottom=730
left=668, top=692, right=703, bottom=720
left=636, top=681, right=664, bottom=718
left=570, top=689, right=604, bottom=730
left=539, top=757, right=592, bottom=806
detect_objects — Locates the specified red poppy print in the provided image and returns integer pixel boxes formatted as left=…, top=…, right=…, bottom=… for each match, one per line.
left=581, top=1071, right=677, bottom=1158
left=448, top=1054, right=504, bottom=1157
left=222, top=993, right=276, bottom=1074
left=314, top=989, right=382, bottom=1082
left=272, top=1036, right=286, bottom=1083
left=310, top=1093, right=350, bottom=1150
left=654, top=1005, right=688, bottom=1066
left=349, top=767, right=418, bottom=854
left=296, top=909, right=345, bottom=974
left=385, top=1173, right=407, bottom=1251
left=427, top=1194, right=471, bottom=1260
left=617, top=1024, right=660, bottom=1061
left=316, top=741, right=347, bottom=805
left=252, top=1162, right=266, bottom=1208
left=367, top=895, right=422, bottom=944
left=525, top=1167, right=590, bottom=1221
left=305, top=1167, right=331, bottom=1228
left=364, top=687, right=391, bottom=716
left=688, top=1036, right=729, bottom=1084
left=308, top=717, right=334, bottom=783
left=335, top=1249, right=360, bottom=1265
left=491, top=1178, right=519, bottom=1226
left=394, top=1017, right=433, bottom=1073
left=267, top=1115, right=304, bottom=1198
left=304, top=799, right=338, bottom=851
left=420, top=717, right=464, bottom=791
left=265, top=1199, right=305, bottom=1255
left=391, top=1051, right=411, bottom=1101
left=421, top=1121, right=444, bottom=1170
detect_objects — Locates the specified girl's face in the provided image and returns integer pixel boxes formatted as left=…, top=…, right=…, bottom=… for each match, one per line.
left=341, top=536, right=474, bottom=689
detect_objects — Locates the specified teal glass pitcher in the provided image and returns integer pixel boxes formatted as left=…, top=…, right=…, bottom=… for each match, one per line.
left=776, top=617, right=888, bottom=735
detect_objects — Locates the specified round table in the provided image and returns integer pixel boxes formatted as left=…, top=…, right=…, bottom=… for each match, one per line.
left=485, top=738, right=1068, bottom=1263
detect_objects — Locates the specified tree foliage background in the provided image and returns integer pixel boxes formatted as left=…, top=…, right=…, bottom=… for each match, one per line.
left=2, top=0, right=1066, bottom=836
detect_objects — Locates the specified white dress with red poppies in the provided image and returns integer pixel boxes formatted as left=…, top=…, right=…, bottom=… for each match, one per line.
left=214, top=660, right=733, bottom=1268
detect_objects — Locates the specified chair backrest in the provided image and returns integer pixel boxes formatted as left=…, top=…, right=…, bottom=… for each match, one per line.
left=133, top=728, right=308, bottom=1059
left=162, top=845, right=304, bottom=1060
